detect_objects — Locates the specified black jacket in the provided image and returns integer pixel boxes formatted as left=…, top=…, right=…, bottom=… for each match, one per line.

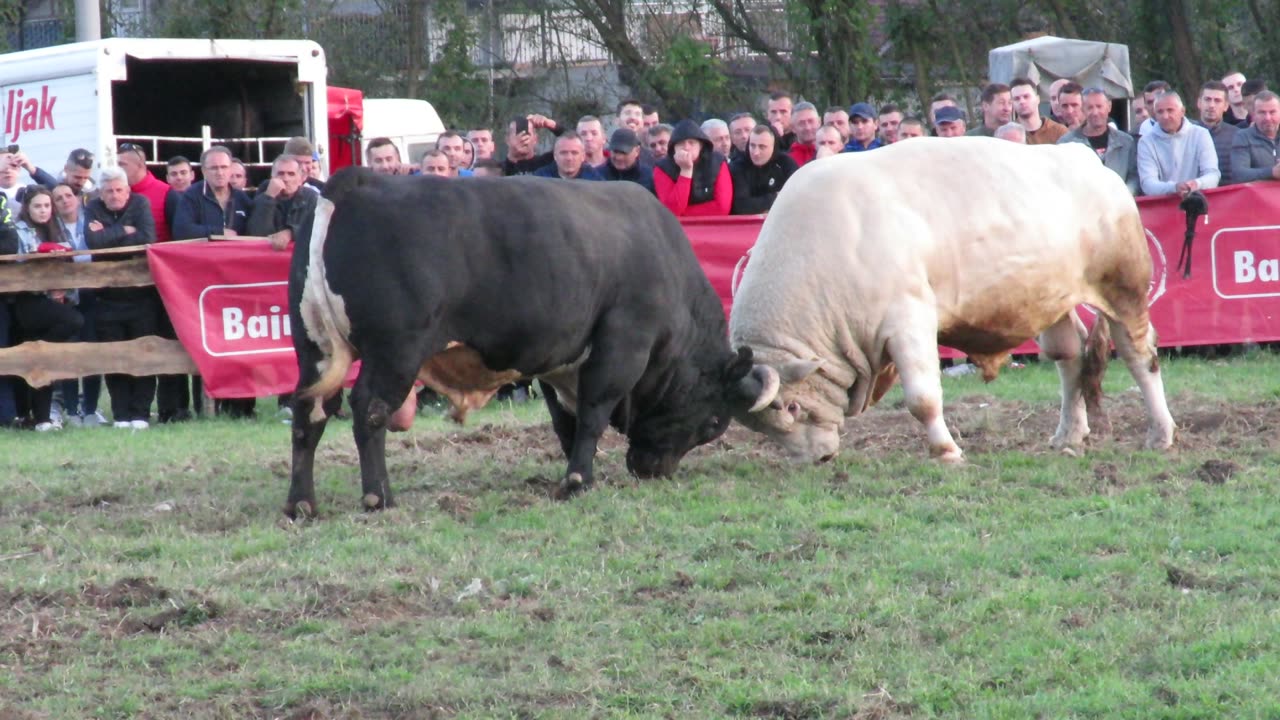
left=248, top=182, right=319, bottom=236
left=0, top=195, right=17, bottom=255
left=729, top=127, right=798, bottom=215
left=172, top=181, right=252, bottom=239
left=85, top=194, right=156, bottom=249
left=598, top=159, right=655, bottom=193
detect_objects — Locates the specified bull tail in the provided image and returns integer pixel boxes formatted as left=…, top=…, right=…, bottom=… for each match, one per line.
left=298, top=197, right=355, bottom=401
left=1081, top=315, right=1113, bottom=435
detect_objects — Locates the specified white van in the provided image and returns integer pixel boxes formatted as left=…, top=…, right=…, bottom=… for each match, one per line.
left=360, top=98, right=446, bottom=167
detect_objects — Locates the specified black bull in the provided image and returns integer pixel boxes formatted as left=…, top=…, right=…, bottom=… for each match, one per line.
left=284, top=169, right=769, bottom=516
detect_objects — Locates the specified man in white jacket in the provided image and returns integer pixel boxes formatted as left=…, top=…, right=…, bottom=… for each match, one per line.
left=1137, top=91, right=1220, bottom=197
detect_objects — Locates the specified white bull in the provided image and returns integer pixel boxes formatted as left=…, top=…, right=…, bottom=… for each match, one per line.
left=729, top=137, right=1176, bottom=463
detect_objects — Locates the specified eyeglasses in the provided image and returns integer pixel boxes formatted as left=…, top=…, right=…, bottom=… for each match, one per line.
left=70, top=151, right=94, bottom=169
left=118, top=142, right=145, bottom=158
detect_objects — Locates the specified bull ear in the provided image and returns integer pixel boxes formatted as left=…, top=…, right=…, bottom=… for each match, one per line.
left=779, top=358, right=823, bottom=384
left=739, top=365, right=781, bottom=413
left=723, top=346, right=754, bottom=383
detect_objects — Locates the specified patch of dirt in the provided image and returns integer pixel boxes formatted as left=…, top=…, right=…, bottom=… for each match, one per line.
left=853, top=693, right=915, bottom=720
left=1092, top=463, right=1120, bottom=486
left=746, top=699, right=834, bottom=719
left=434, top=492, right=475, bottom=520
left=1195, top=459, right=1240, bottom=485
left=278, top=701, right=333, bottom=720
left=119, top=600, right=222, bottom=634
left=632, top=571, right=696, bottom=602
left=71, top=492, right=124, bottom=508
left=1165, top=564, right=1207, bottom=590
left=0, top=708, right=44, bottom=720
left=82, top=577, right=170, bottom=609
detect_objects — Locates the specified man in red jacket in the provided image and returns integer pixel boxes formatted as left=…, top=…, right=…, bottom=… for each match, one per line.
left=116, top=143, right=177, bottom=243
left=788, top=102, right=821, bottom=167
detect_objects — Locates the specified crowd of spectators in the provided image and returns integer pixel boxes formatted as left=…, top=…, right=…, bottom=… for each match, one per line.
left=367, top=69, right=1272, bottom=219
left=1, top=68, right=1276, bottom=429
left=0, top=136, right=325, bottom=429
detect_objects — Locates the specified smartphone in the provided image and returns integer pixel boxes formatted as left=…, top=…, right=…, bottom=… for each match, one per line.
left=5, top=144, right=16, bottom=154
left=514, top=117, right=530, bottom=134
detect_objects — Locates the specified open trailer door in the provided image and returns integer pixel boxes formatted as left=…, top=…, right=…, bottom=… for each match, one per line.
left=328, top=85, right=363, bottom=171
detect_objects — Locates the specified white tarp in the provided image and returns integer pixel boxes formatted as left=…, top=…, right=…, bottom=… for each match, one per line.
left=989, top=35, right=1133, bottom=100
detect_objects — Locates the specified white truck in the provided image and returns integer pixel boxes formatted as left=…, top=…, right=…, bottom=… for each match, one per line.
left=0, top=38, right=329, bottom=182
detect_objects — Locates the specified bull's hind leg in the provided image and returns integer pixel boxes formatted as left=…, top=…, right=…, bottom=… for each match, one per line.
left=1039, top=310, right=1090, bottom=451
left=349, top=343, right=430, bottom=511
left=538, top=381, right=576, bottom=458
left=1109, top=317, right=1176, bottom=449
left=889, top=306, right=962, bottom=462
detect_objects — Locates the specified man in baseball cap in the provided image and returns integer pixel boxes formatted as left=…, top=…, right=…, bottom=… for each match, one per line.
left=934, top=106, right=968, bottom=137
left=844, top=102, right=883, bottom=152
left=599, top=128, right=653, bottom=192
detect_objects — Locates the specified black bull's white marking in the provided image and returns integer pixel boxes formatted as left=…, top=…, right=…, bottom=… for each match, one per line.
left=283, top=169, right=773, bottom=516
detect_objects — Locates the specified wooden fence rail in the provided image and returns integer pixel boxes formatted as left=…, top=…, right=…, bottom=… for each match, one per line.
left=0, top=237, right=262, bottom=389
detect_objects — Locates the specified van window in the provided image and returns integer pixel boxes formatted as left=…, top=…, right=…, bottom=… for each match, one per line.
left=407, top=142, right=434, bottom=165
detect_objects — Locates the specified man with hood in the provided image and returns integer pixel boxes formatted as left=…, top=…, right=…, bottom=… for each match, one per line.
left=653, top=119, right=733, bottom=217
left=730, top=124, right=798, bottom=214
left=1137, top=91, right=1220, bottom=198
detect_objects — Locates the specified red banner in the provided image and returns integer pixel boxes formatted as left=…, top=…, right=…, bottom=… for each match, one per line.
left=149, top=183, right=1280, bottom=398
left=148, top=241, right=297, bottom=398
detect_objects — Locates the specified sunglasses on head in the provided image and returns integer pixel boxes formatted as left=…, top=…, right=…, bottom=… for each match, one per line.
left=71, top=151, right=94, bottom=169
left=118, top=142, right=145, bottom=158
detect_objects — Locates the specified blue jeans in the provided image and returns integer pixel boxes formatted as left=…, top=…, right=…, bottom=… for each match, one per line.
left=56, top=290, right=102, bottom=415
left=0, top=302, right=15, bottom=424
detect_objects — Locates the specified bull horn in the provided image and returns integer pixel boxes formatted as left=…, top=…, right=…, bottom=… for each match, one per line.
left=746, top=365, right=781, bottom=413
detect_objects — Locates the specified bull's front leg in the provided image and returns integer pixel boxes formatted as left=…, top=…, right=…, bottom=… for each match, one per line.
left=888, top=304, right=962, bottom=462
left=284, top=337, right=344, bottom=519
left=556, top=322, right=650, bottom=499
left=284, top=392, right=342, bottom=519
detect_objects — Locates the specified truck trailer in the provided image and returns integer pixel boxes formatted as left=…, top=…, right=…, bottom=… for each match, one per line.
left=1, top=38, right=328, bottom=183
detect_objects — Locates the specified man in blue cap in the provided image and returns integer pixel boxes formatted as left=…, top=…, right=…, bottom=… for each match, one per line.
left=934, top=106, right=968, bottom=137
left=843, top=102, right=883, bottom=152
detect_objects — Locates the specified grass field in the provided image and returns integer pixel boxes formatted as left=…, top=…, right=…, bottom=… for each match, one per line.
left=3, top=350, right=1280, bottom=719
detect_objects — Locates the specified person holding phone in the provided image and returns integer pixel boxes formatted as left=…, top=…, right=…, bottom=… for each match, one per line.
left=0, top=145, right=58, bottom=206
left=501, top=113, right=565, bottom=176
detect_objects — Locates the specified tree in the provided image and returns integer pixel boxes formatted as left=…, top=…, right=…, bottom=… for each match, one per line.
left=791, top=0, right=881, bottom=104
left=423, top=0, right=491, bottom=127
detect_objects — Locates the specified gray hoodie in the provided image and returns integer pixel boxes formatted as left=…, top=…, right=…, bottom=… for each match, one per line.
left=1136, top=119, right=1220, bottom=196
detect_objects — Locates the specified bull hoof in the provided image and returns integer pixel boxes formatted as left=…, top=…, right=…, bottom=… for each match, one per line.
left=363, top=493, right=384, bottom=510
left=284, top=500, right=315, bottom=520
left=930, top=444, right=964, bottom=464
left=1051, top=430, right=1089, bottom=451
left=553, top=472, right=590, bottom=501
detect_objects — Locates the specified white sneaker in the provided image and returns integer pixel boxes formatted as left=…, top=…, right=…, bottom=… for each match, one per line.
left=113, top=421, right=133, bottom=429
left=64, top=414, right=83, bottom=427
left=82, top=410, right=108, bottom=427
left=34, top=421, right=62, bottom=432
left=130, top=419, right=150, bottom=430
